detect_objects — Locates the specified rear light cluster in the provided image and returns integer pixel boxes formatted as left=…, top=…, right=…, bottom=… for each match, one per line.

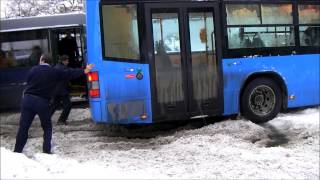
left=87, top=71, right=100, bottom=98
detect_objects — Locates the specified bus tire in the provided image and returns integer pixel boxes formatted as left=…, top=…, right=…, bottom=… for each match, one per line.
left=241, top=78, right=282, bottom=124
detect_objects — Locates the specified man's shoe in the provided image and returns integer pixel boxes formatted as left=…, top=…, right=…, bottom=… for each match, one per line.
left=43, top=151, right=52, bottom=154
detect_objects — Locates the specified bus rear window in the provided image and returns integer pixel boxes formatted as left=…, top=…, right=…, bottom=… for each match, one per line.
left=101, top=4, right=140, bottom=61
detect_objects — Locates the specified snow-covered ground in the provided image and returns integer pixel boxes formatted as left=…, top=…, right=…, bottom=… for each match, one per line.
left=1, top=107, right=319, bottom=179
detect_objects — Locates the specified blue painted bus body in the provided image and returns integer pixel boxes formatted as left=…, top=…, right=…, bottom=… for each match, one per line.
left=86, top=0, right=319, bottom=124
left=89, top=61, right=152, bottom=124
left=223, top=54, right=320, bottom=116
left=86, top=0, right=152, bottom=124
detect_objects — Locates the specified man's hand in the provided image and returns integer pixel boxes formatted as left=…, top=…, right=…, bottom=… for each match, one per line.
left=84, top=64, right=94, bottom=74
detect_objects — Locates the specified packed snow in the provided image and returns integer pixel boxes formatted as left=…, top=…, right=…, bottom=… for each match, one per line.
left=1, top=107, right=319, bottom=179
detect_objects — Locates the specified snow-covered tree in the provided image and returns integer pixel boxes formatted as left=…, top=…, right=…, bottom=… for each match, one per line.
left=4, top=0, right=84, bottom=18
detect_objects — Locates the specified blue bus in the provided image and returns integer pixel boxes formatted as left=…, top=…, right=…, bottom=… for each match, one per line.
left=86, top=0, right=319, bottom=124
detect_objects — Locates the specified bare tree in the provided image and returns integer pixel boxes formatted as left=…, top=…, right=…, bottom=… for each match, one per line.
left=4, top=0, right=84, bottom=18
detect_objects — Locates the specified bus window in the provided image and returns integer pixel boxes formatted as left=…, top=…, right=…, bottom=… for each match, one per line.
left=228, top=26, right=294, bottom=48
left=0, top=50, right=8, bottom=68
left=226, top=4, right=294, bottom=49
left=261, top=4, right=293, bottom=24
left=153, top=14, right=181, bottom=54
left=101, top=4, right=140, bottom=61
left=226, top=4, right=261, bottom=25
left=152, top=12, right=184, bottom=104
left=300, top=26, right=320, bottom=46
left=299, top=5, right=320, bottom=24
left=28, top=46, right=42, bottom=66
left=0, top=30, right=49, bottom=68
left=227, top=27, right=252, bottom=49
left=189, top=12, right=218, bottom=101
left=299, top=5, right=320, bottom=46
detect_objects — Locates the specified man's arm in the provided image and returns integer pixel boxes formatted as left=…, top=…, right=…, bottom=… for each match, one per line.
left=54, top=64, right=94, bottom=81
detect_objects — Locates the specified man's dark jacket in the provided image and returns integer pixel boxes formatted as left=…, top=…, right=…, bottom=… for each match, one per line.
left=24, top=64, right=83, bottom=100
left=53, top=63, right=71, bottom=96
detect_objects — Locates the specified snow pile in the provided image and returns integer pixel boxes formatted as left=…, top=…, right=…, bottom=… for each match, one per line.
left=0, top=147, right=161, bottom=179
left=1, top=108, right=319, bottom=179
left=1, top=148, right=49, bottom=179
left=55, top=108, right=91, bottom=122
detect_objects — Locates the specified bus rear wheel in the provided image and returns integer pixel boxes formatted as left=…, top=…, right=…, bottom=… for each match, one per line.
left=241, top=78, right=282, bottom=124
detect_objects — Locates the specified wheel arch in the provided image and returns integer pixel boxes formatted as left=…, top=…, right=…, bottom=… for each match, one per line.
left=239, top=71, right=288, bottom=114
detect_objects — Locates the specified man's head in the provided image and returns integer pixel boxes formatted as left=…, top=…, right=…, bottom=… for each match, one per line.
left=39, top=54, right=52, bottom=65
left=66, top=31, right=72, bottom=38
left=60, top=55, right=69, bottom=66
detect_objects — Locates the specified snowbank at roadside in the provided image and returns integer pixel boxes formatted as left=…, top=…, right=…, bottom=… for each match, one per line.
left=1, top=108, right=319, bottom=179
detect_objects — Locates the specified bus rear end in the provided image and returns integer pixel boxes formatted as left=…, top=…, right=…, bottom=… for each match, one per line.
left=86, top=0, right=152, bottom=124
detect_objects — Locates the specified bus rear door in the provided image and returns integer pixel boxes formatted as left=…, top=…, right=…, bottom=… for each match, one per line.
left=145, top=2, right=224, bottom=121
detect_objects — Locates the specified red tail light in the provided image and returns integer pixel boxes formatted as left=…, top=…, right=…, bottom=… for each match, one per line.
left=89, top=89, right=100, bottom=98
left=87, top=71, right=100, bottom=98
left=88, top=71, right=99, bottom=82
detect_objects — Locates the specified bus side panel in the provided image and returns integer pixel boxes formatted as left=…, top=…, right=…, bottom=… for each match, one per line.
left=286, top=54, right=320, bottom=108
left=223, top=54, right=320, bottom=116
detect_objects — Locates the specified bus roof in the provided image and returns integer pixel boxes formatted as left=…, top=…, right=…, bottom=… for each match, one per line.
left=0, top=13, right=85, bottom=33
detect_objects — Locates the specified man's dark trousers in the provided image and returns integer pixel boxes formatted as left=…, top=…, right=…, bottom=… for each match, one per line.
left=14, top=94, right=52, bottom=153
left=50, top=94, right=72, bottom=123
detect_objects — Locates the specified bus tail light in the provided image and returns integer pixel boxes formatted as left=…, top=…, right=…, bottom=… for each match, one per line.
left=88, top=71, right=99, bottom=82
left=87, top=71, right=100, bottom=98
left=89, top=89, right=100, bottom=98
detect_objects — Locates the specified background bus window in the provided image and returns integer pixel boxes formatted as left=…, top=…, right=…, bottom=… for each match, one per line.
left=0, top=30, right=49, bottom=68
left=226, top=4, right=261, bottom=25
left=101, top=4, right=140, bottom=61
left=188, top=12, right=218, bottom=101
